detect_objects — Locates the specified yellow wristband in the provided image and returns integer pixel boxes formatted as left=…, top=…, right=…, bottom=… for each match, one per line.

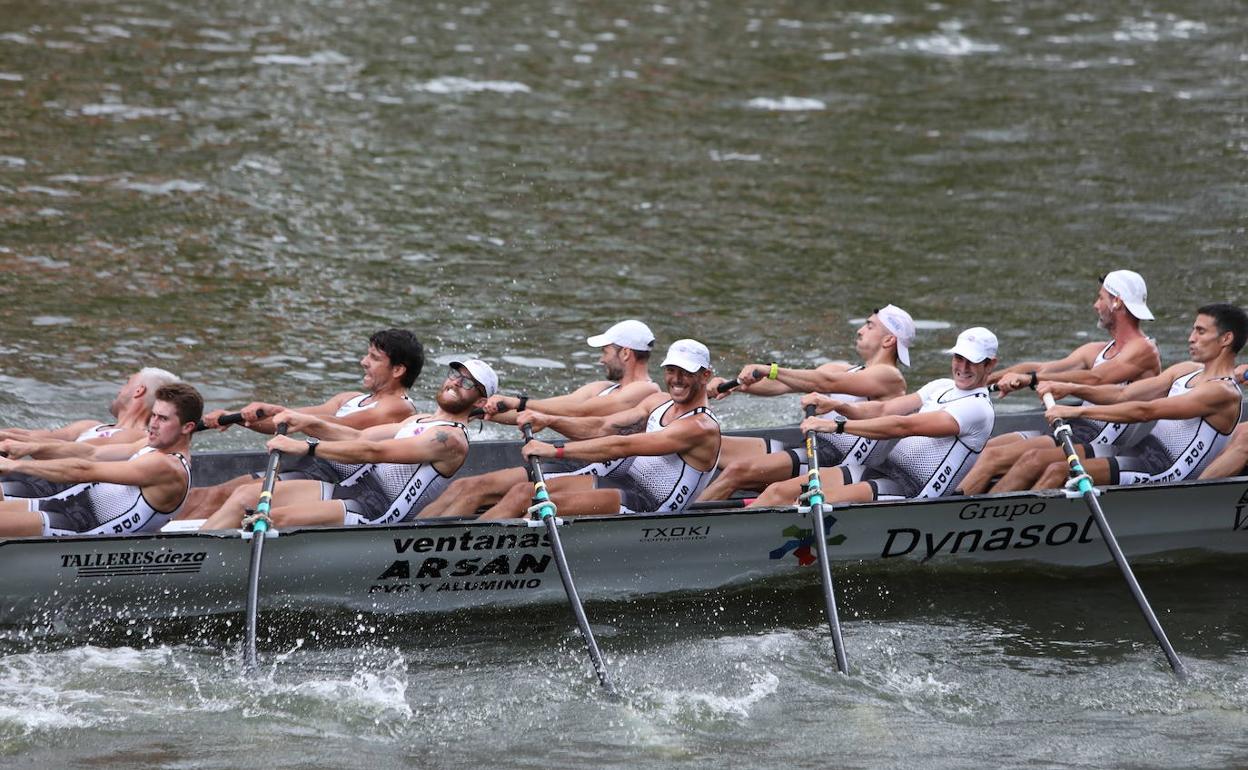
left=768, top=363, right=780, bottom=380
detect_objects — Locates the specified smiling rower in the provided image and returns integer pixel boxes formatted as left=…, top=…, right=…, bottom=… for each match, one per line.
left=200, top=360, right=497, bottom=530
left=749, top=327, right=999, bottom=506
left=476, top=339, right=722, bottom=519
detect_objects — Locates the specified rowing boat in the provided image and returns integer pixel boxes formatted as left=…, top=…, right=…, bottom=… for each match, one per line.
left=1, top=409, right=1245, bottom=626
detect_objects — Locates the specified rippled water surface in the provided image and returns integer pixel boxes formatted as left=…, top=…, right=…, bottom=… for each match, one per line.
left=1, top=0, right=1247, bottom=766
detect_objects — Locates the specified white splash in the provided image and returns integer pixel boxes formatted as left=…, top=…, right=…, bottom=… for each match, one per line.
left=251, top=51, right=350, bottom=66
left=113, top=179, right=206, bottom=195
left=746, top=96, right=825, bottom=111
left=412, top=77, right=531, bottom=95
left=77, top=104, right=179, bottom=120
left=501, top=355, right=567, bottom=369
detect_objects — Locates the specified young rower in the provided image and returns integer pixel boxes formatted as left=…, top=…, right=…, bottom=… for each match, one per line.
left=748, top=327, right=998, bottom=506
left=199, top=360, right=497, bottom=530
left=1032, top=303, right=1246, bottom=489
left=0, top=383, right=203, bottom=537
left=957, top=270, right=1161, bottom=494
left=1198, top=364, right=1248, bottom=479
left=179, top=328, right=426, bottom=518
left=0, top=367, right=181, bottom=498
left=699, top=305, right=913, bottom=501
left=415, top=319, right=659, bottom=519
left=476, top=339, right=722, bottom=519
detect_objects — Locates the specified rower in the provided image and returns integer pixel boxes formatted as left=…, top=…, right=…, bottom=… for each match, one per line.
left=199, top=360, right=497, bottom=530
left=415, top=319, right=660, bottom=519
left=1032, top=304, right=1246, bottom=490
left=0, top=383, right=202, bottom=536
left=476, top=339, right=722, bottom=519
left=179, top=328, right=425, bottom=519
left=957, top=270, right=1162, bottom=494
left=0, top=367, right=180, bottom=499
left=1198, top=364, right=1248, bottom=479
left=700, top=305, right=913, bottom=501
left=748, top=327, right=998, bottom=506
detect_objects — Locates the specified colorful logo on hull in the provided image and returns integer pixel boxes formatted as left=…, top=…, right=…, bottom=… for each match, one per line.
left=769, top=514, right=845, bottom=565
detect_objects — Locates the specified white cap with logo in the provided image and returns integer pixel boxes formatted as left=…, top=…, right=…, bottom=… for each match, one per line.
left=448, top=359, right=499, bottom=397
left=659, top=339, right=711, bottom=373
left=586, top=320, right=656, bottom=351
left=943, top=327, right=999, bottom=364
left=876, top=304, right=917, bottom=367
left=1101, top=270, right=1154, bottom=321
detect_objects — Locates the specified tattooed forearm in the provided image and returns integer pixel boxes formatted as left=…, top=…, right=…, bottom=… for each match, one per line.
left=614, top=419, right=646, bottom=436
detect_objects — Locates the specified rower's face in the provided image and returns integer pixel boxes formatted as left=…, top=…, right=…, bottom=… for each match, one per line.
left=360, top=345, right=398, bottom=390
left=856, top=314, right=886, bottom=358
left=147, top=400, right=190, bottom=449
left=664, top=366, right=709, bottom=404
left=950, top=354, right=994, bottom=389
left=110, top=374, right=140, bottom=418
left=436, top=366, right=486, bottom=410
left=599, top=344, right=626, bottom=382
left=1094, top=286, right=1118, bottom=330
left=1188, top=314, right=1228, bottom=362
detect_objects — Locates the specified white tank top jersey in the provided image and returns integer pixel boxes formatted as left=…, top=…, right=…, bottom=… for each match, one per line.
left=613, top=400, right=721, bottom=513
left=74, top=423, right=126, bottom=442
left=1073, top=341, right=1132, bottom=448
left=1112, top=369, right=1236, bottom=485
left=872, top=379, right=995, bottom=498
left=814, top=364, right=882, bottom=467
left=320, top=392, right=416, bottom=480
left=337, top=417, right=468, bottom=526
left=35, top=447, right=192, bottom=536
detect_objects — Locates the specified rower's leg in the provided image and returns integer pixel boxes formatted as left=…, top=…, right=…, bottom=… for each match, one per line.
left=271, top=500, right=349, bottom=528
left=822, top=481, right=876, bottom=504
left=528, top=489, right=624, bottom=518
left=176, top=474, right=255, bottom=520
left=700, top=447, right=794, bottom=501
left=1199, top=422, right=1248, bottom=479
left=0, top=503, right=43, bottom=537
left=1033, top=456, right=1109, bottom=490
left=747, top=476, right=806, bottom=508
left=200, top=478, right=323, bottom=530
left=417, top=467, right=530, bottom=519
left=957, top=433, right=1031, bottom=495
left=990, top=443, right=1075, bottom=492
left=477, top=475, right=596, bottom=520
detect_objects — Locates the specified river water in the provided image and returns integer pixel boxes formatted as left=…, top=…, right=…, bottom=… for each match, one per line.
left=1, top=0, right=1246, bottom=766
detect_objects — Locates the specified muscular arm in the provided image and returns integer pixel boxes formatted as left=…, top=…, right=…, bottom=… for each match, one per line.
left=517, top=398, right=657, bottom=441
left=989, top=344, right=1098, bottom=384
left=1036, top=337, right=1160, bottom=387
left=0, top=420, right=102, bottom=443
left=1055, top=381, right=1240, bottom=427
left=269, top=426, right=465, bottom=466
left=530, top=415, right=716, bottom=464
left=1, top=438, right=145, bottom=461
left=0, top=449, right=182, bottom=486
left=1041, top=363, right=1198, bottom=405
left=807, top=410, right=961, bottom=441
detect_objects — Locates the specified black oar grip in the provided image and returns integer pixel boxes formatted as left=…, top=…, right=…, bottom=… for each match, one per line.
left=193, top=409, right=263, bottom=432
left=716, top=368, right=767, bottom=394
left=804, top=404, right=817, bottom=418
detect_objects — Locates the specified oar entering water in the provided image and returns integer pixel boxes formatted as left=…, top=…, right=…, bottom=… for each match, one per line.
left=1041, top=392, right=1188, bottom=681
left=520, top=424, right=617, bottom=695
left=242, top=422, right=286, bottom=671
left=800, top=404, right=849, bottom=674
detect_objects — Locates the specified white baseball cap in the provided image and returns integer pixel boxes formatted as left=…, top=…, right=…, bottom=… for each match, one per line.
left=943, top=327, right=998, bottom=364
left=1101, top=270, right=1154, bottom=321
left=659, top=339, right=711, bottom=373
left=448, top=359, right=499, bottom=397
left=875, top=304, right=916, bottom=367
left=586, top=319, right=655, bottom=351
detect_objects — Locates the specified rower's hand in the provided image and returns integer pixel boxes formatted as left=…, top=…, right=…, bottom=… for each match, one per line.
left=800, top=417, right=837, bottom=435
left=200, top=408, right=230, bottom=431
left=1044, top=403, right=1081, bottom=422
left=515, top=409, right=552, bottom=433
left=521, top=439, right=556, bottom=460
left=800, top=393, right=841, bottom=415
left=737, top=364, right=769, bottom=386
left=1036, top=382, right=1074, bottom=402
left=0, top=439, right=35, bottom=459
left=1236, top=363, right=1248, bottom=386
left=707, top=377, right=732, bottom=400
left=0, top=455, right=15, bottom=473
left=269, top=409, right=314, bottom=434
left=265, top=434, right=306, bottom=455
left=240, top=402, right=277, bottom=425
left=484, top=395, right=518, bottom=415
left=994, top=372, right=1032, bottom=396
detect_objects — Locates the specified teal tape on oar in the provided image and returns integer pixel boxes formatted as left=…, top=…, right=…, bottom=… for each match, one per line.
left=1042, top=393, right=1188, bottom=680
left=243, top=422, right=286, bottom=672
left=801, top=405, right=849, bottom=675
left=521, top=424, right=617, bottom=695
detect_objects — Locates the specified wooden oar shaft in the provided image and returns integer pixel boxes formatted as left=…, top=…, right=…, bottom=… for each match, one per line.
left=802, top=405, right=849, bottom=674
left=1042, top=394, right=1188, bottom=680
left=521, top=425, right=616, bottom=695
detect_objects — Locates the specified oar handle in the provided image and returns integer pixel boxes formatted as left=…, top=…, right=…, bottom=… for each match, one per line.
left=194, top=409, right=261, bottom=433
left=716, top=368, right=766, bottom=394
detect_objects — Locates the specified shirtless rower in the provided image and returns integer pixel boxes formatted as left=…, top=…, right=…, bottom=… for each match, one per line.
left=1032, top=304, right=1246, bottom=490
left=0, top=383, right=202, bottom=536
left=200, top=360, right=497, bottom=530
left=180, top=328, right=425, bottom=518
left=1198, top=364, right=1248, bottom=479
left=0, top=367, right=180, bottom=498
left=699, top=305, right=913, bottom=501
left=749, top=327, right=998, bottom=506
left=476, top=339, right=722, bottom=519
left=957, top=270, right=1162, bottom=494
left=415, top=319, right=659, bottom=519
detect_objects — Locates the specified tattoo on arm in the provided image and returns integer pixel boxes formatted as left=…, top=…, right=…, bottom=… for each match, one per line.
left=433, top=430, right=450, bottom=445
left=614, top=419, right=646, bottom=436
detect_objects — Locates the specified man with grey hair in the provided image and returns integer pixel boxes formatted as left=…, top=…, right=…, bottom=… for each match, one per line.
left=0, top=367, right=180, bottom=498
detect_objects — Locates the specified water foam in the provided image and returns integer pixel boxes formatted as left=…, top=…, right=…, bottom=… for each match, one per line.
left=412, top=77, right=532, bottom=95
left=746, top=96, right=825, bottom=111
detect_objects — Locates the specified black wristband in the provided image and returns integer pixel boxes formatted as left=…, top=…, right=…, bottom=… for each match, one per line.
left=517, top=395, right=528, bottom=412
left=1028, top=371, right=1039, bottom=390
left=836, top=419, right=846, bottom=434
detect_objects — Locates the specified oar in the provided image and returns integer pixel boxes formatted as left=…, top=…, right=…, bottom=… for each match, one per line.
left=521, top=424, right=616, bottom=695
left=715, top=368, right=766, bottom=394
left=242, top=422, right=286, bottom=671
left=800, top=404, right=850, bottom=674
left=194, top=411, right=250, bottom=432
left=1041, top=392, right=1188, bottom=680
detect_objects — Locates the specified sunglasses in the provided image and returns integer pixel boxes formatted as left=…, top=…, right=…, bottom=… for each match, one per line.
left=448, top=368, right=485, bottom=395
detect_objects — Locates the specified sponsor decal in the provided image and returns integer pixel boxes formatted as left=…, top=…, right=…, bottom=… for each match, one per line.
left=370, top=530, right=552, bottom=594
left=58, top=550, right=208, bottom=578
left=881, top=515, right=1097, bottom=562
left=639, top=525, right=709, bottom=543
left=1235, top=488, right=1248, bottom=531
left=769, top=514, right=844, bottom=566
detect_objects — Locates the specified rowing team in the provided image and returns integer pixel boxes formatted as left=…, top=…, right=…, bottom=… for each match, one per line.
left=0, top=271, right=1246, bottom=539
